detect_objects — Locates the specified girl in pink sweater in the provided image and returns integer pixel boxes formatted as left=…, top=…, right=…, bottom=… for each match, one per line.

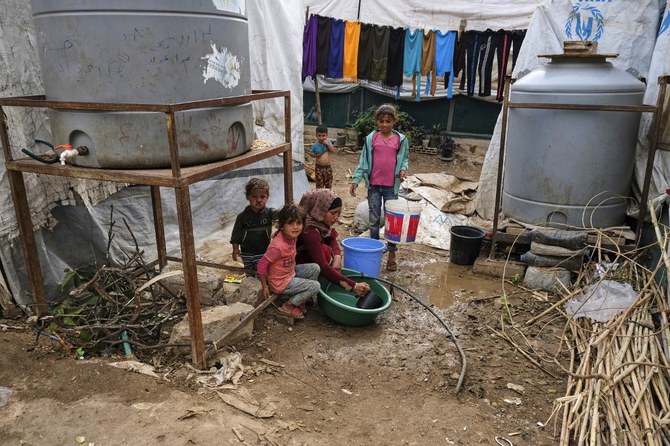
left=257, top=204, right=321, bottom=320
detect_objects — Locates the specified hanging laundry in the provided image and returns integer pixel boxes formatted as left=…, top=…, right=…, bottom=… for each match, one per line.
left=328, top=18, right=345, bottom=79
left=386, top=27, right=405, bottom=88
left=403, top=28, right=422, bottom=100
left=435, top=30, right=457, bottom=99
left=316, top=16, right=332, bottom=75
left=494, top=29, right=526, bottom=101
left=370, top=25, right=390, bottom=83
left=458, top=30, right=482, bottom=96
left=421, top=30, right=437, bottom=96
left=343, top=21, right=361, bottom=80
left=510, top=29, right=526, bottom=70
left=357, top=23, right=374, bottom=80
left=495, top=29, right=511, bottom=101
left=302, top=15, right=318, bottom=81
left=477, top=29, right=496, bottom=97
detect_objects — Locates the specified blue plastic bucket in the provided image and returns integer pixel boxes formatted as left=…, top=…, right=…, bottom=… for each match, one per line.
left=341, top=237, right=385, bottom=278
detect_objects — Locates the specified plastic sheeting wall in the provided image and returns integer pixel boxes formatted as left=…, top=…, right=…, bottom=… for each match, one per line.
left=0, top=0, right=308, bottom=309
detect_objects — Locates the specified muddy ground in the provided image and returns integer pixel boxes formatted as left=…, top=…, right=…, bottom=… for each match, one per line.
left=0, top=134, right=568, bottom=445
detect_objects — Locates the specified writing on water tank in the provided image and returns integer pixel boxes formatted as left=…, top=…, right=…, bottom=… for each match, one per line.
left=202, top=43, right=241, bottom=89
left=43, top=25, right=216, bottom=80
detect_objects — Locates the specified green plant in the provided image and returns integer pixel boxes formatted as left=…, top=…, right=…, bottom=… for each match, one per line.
left=430, top=123, right=444, bottom=135
left=351, top=106, right=377, bottom=136
left=351, top=105, right=420, bottom=140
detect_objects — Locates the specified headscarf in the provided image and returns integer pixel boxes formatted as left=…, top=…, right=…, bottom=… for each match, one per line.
left=299, top=189, right=341, bottom=237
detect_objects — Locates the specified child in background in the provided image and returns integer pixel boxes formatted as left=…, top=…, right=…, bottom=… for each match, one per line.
left=309, top=125, right=335, bottom=189
left=349, top=104, right=410, bottom=272
left=257, top=204, right=321, bottom=320
left=230, top=178, right=274, bottom=272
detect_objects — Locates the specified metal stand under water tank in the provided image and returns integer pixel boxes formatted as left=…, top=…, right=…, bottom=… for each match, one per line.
left=502, top=41, right=645, bottom=228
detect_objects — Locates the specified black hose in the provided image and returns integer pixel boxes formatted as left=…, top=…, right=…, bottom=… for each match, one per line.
left=22, top=139, right=59, bottom=164
left=21, top=148, right=60, bottom=164
left=348, top=273, right=467, bottom=394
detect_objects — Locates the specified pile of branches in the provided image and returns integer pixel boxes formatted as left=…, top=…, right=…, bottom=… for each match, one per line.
left=521, top=228, right=670, bottom=445
left=43, top=210, right=187, bottom=360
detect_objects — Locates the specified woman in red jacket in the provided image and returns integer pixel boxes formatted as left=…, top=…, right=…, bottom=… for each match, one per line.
left=297, top=189, right=370, bottom=296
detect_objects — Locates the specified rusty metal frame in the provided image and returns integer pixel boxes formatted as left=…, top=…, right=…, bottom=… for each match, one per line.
left=0, top=90, right=293, bottom=369
left=489, top=76, right=668, bottom=259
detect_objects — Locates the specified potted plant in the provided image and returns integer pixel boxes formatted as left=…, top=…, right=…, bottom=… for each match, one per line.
left=428, top=123, right=443, bottom=148
left=352, top=106, right=377, bottom=148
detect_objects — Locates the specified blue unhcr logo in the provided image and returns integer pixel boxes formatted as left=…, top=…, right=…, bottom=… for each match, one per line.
left=659, top=10, right=670, bottom=36
left=565, top=4, right=605, bottom=41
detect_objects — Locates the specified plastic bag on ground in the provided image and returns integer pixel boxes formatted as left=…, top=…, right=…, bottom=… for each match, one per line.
left=565, top=280, right=637, bottom=322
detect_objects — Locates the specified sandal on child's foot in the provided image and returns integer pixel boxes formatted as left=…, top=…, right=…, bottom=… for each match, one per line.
left=278, top=303, right=304, bottom=320
left=298, top=303, right=307, bottom=314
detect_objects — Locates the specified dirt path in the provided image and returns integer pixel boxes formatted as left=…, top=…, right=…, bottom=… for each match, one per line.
left=0, top=137, right=567, bottom=445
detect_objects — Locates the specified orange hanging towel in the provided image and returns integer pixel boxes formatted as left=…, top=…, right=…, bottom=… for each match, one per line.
left=343, top=21, right=361, bottom=80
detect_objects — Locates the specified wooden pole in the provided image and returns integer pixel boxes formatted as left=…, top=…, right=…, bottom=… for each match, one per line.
left=489, top=76, right=511, bottom=260
left=0, top=107, right=48, bottom=316
left=314, top=76, right=323, bottom=126
left=636, top=76, right=668, bottom=246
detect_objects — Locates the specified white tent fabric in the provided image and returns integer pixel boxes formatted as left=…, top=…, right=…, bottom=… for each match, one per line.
left=303, top=0, right=543, bottom=31
left=475, top=0, right=665, bottom=220
left=634, top=2, right=670, bottom=207
left=0, top=1, right=308, bottom=309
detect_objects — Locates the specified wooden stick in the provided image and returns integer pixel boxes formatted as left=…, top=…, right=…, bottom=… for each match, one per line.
left=206, top=294, right=279, bottom=356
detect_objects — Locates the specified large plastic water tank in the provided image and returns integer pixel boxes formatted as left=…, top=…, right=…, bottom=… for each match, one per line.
left=31, top=0, right=252, bottom=168
left=502, top=43, right=645, bottom=228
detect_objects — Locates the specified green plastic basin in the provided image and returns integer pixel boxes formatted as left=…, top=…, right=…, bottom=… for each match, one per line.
left=317, top=268, right=392, bottom=326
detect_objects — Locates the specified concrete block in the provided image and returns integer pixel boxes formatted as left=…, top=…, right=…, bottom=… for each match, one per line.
left=226, top=277, right=263, bottom=306
left=169, top=302, right=254, bottom=352
left=160, top=263, right=224, bottom=307
left=473, top=257, right=526, bottom=280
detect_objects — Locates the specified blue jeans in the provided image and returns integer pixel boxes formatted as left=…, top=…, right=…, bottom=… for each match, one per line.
left=282, top=263, right=321, bottom=306
left=368, top=185, right=398, bottom=253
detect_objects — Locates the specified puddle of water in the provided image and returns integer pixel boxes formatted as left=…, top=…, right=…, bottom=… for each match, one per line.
left=423, top=262, right=502, bottom=308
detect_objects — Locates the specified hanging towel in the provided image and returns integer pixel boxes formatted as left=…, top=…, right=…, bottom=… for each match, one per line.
left=370, top=25, right=390, bottom=83
left=302, top=15, right=318, bottom=81
left=357, top=23, right=374, bottom=80
left=403, top=28, right=422, bottom=100
left=435, top=30, right=457, bottom=99
left=343, top=21, right=361, bottom=80
left=421, top=30, right=437, bottom=96
left=316, top=16, right=332, bottom=75
left=328, top=18, right=345, bottom=79
left=386, top=26, right=405, bottom=88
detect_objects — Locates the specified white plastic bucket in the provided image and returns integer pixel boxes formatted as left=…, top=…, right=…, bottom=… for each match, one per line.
left=384, top=199, right=422, bottom=243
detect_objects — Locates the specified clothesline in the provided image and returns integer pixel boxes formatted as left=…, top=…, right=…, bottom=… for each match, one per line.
left=302, top=14, right=526, bottom=102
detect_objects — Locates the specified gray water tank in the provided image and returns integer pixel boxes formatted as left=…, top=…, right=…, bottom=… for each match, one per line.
left=502, top=43, right=645, bottom=228
left=31, top=0, right=252, bottom=168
